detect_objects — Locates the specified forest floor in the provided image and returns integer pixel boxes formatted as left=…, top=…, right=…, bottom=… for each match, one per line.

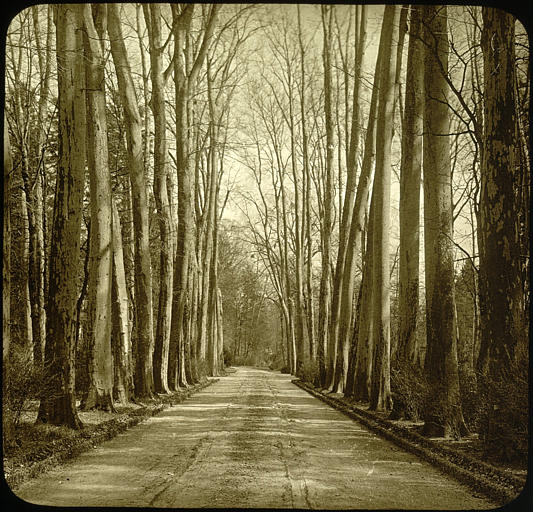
left=9, top=367, right=497, bottom=509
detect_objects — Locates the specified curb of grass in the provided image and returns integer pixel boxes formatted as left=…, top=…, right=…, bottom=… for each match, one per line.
left=5, top=378, right=216, bottom=491
left=292, top=378, right=526, bottom=507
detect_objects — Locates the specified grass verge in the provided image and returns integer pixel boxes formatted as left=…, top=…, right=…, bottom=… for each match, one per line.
left=4, top=379, right=216, bottom=490
left=293, top=378, right=527, bottom=507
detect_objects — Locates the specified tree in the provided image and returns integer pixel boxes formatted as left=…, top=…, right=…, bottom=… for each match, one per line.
left=479, top=6, right=528, bottom=457
left=368, top=4, right=399, bottom=412
left=144, top=3, right=172, bottom=395
left=421, top=5, right=467, bottom=437
left=319, top=5, right=335, bottom=387
left=3, top=111, right=13, bottom=365
left=168, top=4, right=220, bottom=388
left=111, top=199, right=132, bottom=403
left=108, top=4, right=155, bottom=400
left=331, top=5, right=368, bottom=393
left=25, top=5, right=52, bottom=368
left=36, top=4, right=85, bottom=428
left=396, top=5, right=423, bottom=366
left=81, top=4, right=115, bottom=411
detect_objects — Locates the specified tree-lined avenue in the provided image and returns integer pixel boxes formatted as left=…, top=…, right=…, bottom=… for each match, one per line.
left=14, top=368, right=493, bottom=509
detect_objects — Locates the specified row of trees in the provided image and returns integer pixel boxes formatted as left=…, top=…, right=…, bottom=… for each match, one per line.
left=4, top=3, right=254, bottom=429
left=3, top=3, right=529, bottom=462
left=234, top=4, right=528, bottom=457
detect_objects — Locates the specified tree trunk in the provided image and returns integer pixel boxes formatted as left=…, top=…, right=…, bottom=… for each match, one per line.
left=351, top=202, right=375, bottom=401
left=331, top=5, right=367, bottom=393
left=396, top=5, right=423, bottom=366
left=421, top=5, right=467, bottom=438
left=3, top=111, right=12, bottom=365
left=25, top=5, right=52, bottom=368
left=111, top=199, right=132, bottom=403
left=479, top=7, right=527, bottom=457
left=81, top=4, right=115, bottom=412
left=108, top=4, right=154, bottom=400
left=320, top=5, right=335, bottom=388
left=36, top=4, right=85, bottom=428
left=145, top=3, right=172, bottom=395
left=169, top=4, right=194, bottom=390
left=368, top=4, right=399, bottom=413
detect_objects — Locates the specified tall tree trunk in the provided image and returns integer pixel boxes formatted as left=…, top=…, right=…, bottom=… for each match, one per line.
left=3, top=111, right=12, bottom=365
left=320, top=5, right=335, bottom=388
left=169, top=4, right=194, bottom=390
left=351, top=201, right=375, bottom=401
left=368, top=4, right=399, bottom=413
left=479, top=7, right=527, bottom=456
left=81, top=4, right=115, bottom=411
left=331, top=5, right=367, bottom=393
left=296, top=6, right=316, bottom=361
left=422, top=5, right=467, bottom=437
left=145, top=3, right=172, bottom=395
left=25, top=5, right=52, bottom=368
left=36, top=4, right=85, bottom=428
left=111, top=199, right=132, bottom=403
left=396, top=5, right=423, bottom=366
left=108, top=4, right=154, bottom=400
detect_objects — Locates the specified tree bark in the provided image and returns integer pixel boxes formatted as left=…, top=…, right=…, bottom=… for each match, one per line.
left=331, top=5, right=367, bottom=393
left=3, top=111, right=12, bottom=365
left=396, top=5, right=423, bottom=366
left=479, top=7, right=527, bottom=456
left=111, top=199, right=132, bottom=403
left=145, top=3, right=172, bottom=395
left=368, top=4, right=399, bottom=413
left=421, top=5, right=467, bottom=437
left=81, top=4, right=115, bottom=411
left=108, top=4, right=155, bottom=400
left=36, top=4, right=85, bottom=429
left=320, top=5, right=335, bottom=388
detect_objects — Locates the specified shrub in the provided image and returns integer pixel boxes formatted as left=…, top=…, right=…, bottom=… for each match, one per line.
left=222, top=346, right=234, bottom=367
left=2, top=346, right=58, bottom=450
left=458, top=368, right=485, bottom=432
left=478, top=345, right=528, bottom=463
left=390, top=356, right=428, bottom=421
left=298, top=359, right=319, bottom=384
left=195, top=357, right=209, bottom=379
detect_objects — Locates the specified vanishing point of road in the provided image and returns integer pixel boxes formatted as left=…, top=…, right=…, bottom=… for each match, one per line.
left=13, top=367, right=494, bottom=509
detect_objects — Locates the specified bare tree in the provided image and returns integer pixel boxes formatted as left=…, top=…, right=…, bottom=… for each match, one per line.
left=36, top=5, right=85, bottom=428
left=421, top=5, right=467, bottom=437
left=396, top=5, right=423, bottom=366
left=108, top=4, right=155, bottom=400
left=81, top=4, right=115, bottom=411
left=368, top=4, right=400, bottom=412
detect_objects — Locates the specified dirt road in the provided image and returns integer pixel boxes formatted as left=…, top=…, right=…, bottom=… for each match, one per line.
left=13, top=367, right=494, bottom=509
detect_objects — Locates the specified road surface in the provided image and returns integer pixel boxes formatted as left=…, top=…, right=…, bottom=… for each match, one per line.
left=13, top=367, right=494, bottom=509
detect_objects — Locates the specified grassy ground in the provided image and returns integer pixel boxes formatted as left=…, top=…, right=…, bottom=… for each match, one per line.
left=349, top=402, right=527, bottom=478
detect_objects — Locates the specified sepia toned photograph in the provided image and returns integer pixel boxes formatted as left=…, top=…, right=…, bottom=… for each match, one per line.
left=3, top=2, right=529, bottom=509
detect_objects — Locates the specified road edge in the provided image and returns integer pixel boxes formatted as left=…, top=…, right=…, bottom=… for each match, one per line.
left=4, top=378, right=217, bottom=491
left=292, top=378, right=526, bottom=508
